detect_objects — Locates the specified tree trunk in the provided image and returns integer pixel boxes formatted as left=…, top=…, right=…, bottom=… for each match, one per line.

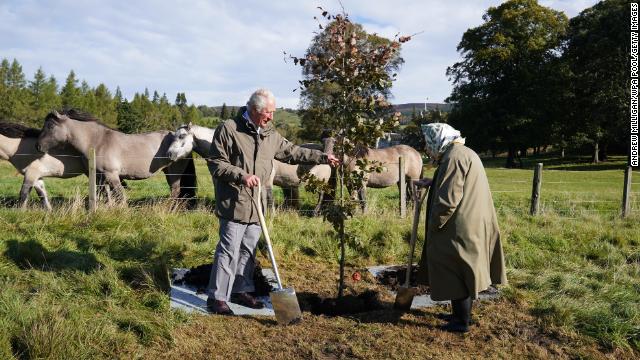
left=593, top=141, right=599, bottom=163
left=520, top=147, right=527, bottom=158
left=337, top=163, right=345, bottom=299
left=600, top=143, right=608, bottom=162
left=561, top=147, right=565, bottom=158
left=338, top=221, right=345, bottom=299
left=506, top=147, right=518, bottom=168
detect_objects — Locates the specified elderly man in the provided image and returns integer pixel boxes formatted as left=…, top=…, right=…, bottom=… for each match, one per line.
left=206, top=88, right=339, bottom=315
left=416, top=123, right=507, bottom=332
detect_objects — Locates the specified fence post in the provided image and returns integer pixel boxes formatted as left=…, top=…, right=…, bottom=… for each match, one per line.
left=399, top=156, right=406, bottom=218
left=622, top=166, right=632, bottom=218
left=530, top=163, right=543, bottom=215
left=88, top=147, right=97, bottom=212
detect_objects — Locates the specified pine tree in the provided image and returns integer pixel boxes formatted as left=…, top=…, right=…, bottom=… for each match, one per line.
left=184, top=104, right=201, bottom=124
left=42, top=75, right=61, bottom=114
left=174, top=92, right=187, bottom=123
left=1, top=59, right=30, bottom=122
left=0, top=59, right=8, bottom=87
left=0, top=59, right=9, bottom=120
left=114, top=86, right=123, bottom=103
left=60, top=70, right=82, bottom=109
left=117, top=99, right=142, bottom=133
left=80, top=80, right=96, bottom=114
left=129, top=92, right=154, bottom=131
left=28, top=67, right=59, bottom=122
left=157, top=92, right=174, bottom=129
left=94, top=83, right=116, bottom=127
left=29, top=67, right=46, bottom=111
left=7, top=59, right=26, bottom=88
left=220, top=102, right=228, bottom=119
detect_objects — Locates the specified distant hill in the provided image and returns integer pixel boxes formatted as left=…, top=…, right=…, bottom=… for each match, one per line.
left=393, top=103, right=452, bottom=115
left=200, top=103, right=451, bottom=116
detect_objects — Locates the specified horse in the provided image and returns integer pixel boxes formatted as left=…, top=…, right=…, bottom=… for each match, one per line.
left=166, top=123, right=330, bottom=214
left=323, top=136, right=423, bottom=212
left=268, top=145, right=331, bottom=214
left=0, top=122, right=88, bottom=210
left=36, top=110, right=196, bottom=205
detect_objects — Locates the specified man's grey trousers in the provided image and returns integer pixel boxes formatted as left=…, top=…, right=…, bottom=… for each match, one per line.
left=207, top=218, right=262, bottom=301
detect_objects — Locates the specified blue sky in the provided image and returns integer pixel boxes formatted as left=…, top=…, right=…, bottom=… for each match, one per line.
left=0, top=0, right=598, bottom=108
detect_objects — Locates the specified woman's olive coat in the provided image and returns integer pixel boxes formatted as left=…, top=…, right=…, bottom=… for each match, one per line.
left=416, top=143, right=507, bottom=301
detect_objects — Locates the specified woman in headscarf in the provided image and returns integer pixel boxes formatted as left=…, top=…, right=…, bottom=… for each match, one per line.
left=415, top=123, right=507, bottom=333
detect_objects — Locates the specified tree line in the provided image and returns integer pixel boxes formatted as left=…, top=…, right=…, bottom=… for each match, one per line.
left=0, top=59, right=293, bottom=140
left=295, top=0, right=628, bottom=167
left=0, top=59, right=235, bottom=133
left=446, top=0, right=629, bottom=167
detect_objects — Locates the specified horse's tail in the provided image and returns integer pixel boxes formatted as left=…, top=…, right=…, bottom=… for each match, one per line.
left=179, top=155, right=197, bottom=206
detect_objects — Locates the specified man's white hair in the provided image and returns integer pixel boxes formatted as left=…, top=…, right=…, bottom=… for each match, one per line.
left=247, top=88, right=275, bottom=112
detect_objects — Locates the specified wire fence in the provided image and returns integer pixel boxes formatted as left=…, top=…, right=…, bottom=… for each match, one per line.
left=0, top=155, right=638, bottom=218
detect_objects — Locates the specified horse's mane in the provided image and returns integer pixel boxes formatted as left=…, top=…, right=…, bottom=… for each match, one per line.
left=46, top=109, right=117, bottom=130
left=0, top=122, right=41, bottom=138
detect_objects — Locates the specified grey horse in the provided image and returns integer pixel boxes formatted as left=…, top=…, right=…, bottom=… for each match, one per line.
left=36, top=110, right=196, bottom=205
left=0, top=122, right=88, bottom=210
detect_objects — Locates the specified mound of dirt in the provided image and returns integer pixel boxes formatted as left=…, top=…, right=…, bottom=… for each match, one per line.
left=298, top=290, right=384, bottom=316
left=171, top=262, right=273, bottom=296
left=375, top=265, right=431, bottom=295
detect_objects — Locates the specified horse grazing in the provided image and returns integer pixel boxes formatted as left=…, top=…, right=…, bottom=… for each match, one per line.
left=37, top=110, right=196, bottom=205
left=166, top=123, right=330, bottom=214
left=0, top=122, right=89, bottom=210
left=323, top=137, right=423, bottom=212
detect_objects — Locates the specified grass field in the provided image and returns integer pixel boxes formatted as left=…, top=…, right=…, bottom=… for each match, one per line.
left=0, top=154, right=639, bottom=359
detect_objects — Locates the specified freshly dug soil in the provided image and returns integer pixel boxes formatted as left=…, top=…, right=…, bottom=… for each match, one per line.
left=171, top=262, right=273, bottom=296
left=376, top=265, right=500, bottom=297
left=376, top=265, right=431, bottom=295
left=298, top=290, right=384, bottom=316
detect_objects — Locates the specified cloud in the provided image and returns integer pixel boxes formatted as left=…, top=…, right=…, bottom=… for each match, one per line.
left=0, top=0, right=598, bottom=108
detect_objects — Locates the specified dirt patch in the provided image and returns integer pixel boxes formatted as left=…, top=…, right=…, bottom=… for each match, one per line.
left=171, top=262, right=273, bottom=296
left=375, top=265, right=500, bottom=298
left=298, top=290, right=384, bottom=316
left=146, top=298, right=633, bottom=360
left=375, top=264, right=431, bottom=295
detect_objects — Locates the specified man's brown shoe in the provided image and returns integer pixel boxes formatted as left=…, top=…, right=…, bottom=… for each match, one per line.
left=206, top=298, right=234, bottom=315
left=230, top=292, right=264, bottom=309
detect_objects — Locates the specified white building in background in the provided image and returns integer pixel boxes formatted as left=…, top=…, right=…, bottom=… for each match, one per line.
left=376, top=132, right=403, bottom=148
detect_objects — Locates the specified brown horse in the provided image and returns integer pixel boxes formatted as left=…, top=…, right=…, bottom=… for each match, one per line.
left=36, top=110, right=196, bottom=204
left=323, top=137, right=423, bottom=211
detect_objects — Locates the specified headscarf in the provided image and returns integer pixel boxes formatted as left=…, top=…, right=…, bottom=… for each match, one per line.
left=421, top=123, right=466, bottom=163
